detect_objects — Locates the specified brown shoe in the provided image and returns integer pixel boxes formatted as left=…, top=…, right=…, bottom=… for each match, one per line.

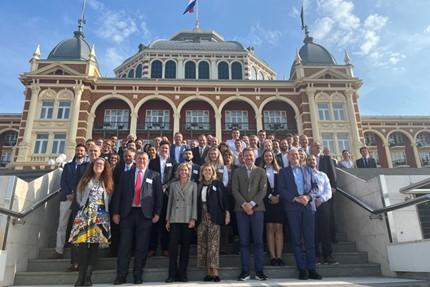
left=325, top=256, right=339, bottom=265
left=147, top=250, right=156, bottom=257
left=49, top=252, right=64, bottom=259
left=66, top=264, right=79, bottom=272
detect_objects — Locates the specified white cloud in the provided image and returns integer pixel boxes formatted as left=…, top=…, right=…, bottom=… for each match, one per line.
left=87, top=0, right=104, bottom=11
left=317, top=0, right=360, bottom=30
left=424, top=25, right=430, bottom=33
left=388, top=52, right=406, bottom=65
left=364, top=14, right=388, bottom=31
left=247, top=23, right=282, bottom=46
left=313, top=17, right=335, bottom=39
left=96, top=11, right=138, bottom=44
left=360, top=31, right=379, bottom=55
left=105, top=47, right=125, bottom=67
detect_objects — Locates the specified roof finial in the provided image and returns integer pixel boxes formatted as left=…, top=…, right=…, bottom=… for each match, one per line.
left=295, top=48, right=302, bottom=64
left=89, top=45, right=96, bottom=61
left=344, top=50, right=352, bottom=65
left=33, top=44, right=41, bottom=59
left=300, top=2, right=313, bottom=44
left=77, top=0, right=87, bottom=34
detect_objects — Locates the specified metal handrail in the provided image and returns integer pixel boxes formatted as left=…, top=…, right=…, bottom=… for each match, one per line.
left=0, top=188, right=61, bottom=219
left=336, top=187, right=430, bottom=215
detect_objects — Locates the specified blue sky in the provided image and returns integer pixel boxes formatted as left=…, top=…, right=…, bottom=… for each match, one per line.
left=0, top=0, right=429, bottom=115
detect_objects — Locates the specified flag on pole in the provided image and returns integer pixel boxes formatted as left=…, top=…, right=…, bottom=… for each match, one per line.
left=300, top=5, right=305, bottom=30
left=183, top=0, right=197, bottom=14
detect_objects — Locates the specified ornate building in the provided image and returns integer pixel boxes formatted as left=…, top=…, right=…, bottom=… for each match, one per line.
left=1, top=19, right=429, bottom=169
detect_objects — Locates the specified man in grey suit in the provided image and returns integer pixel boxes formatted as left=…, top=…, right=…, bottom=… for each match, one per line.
left=232, top=148, right=268, bottom=281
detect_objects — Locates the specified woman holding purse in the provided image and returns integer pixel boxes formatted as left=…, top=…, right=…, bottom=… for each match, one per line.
left=69, top=157, right=113, bottom=286
left=197, top=163, right=230, bottom=282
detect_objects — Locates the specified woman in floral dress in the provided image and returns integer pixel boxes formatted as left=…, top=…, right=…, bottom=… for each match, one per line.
left=69, top=157, right=113, bottom=286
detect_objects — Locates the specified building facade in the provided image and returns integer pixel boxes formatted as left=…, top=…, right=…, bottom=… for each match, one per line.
left=2, top=23, right=429, bottom=169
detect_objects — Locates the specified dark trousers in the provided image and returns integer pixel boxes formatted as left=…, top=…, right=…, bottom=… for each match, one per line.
left=315, top=200, right=333, bottom=258
left=236, top=211, right=265, bottom=273
left=149, top=193, right=169, bottom=252
left=117, top=208, right=152, bottom=278
left=287, top=206, right=316, bottom=271
left=76, top=243, right=99, bottom=267
left=168, top=223, right=191, bottom=279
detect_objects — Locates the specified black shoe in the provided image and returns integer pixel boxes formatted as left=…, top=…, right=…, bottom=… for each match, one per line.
left=165, top=277, right=175, bottom=283
left=270, top=258, right=278, bottom=266
left=298, top=269, right=308, bottom=280
left=179, top=276, right=188, bottom=282
left=238, top=271, right=250, bottom=281
left=113, top=276, right=127, bottom=285
left=277, top=258, right=286, bottom=266
left=255, top=271, right=268, bottom=281
left=325, top=256, right=339, bottom=265
left=203, top=275, right=213, bottom=281
left=308, top=270, right=322, bottom=280
left=75, top=267, right=86, bottom=286
left=316, top=256, right=323, bottom=265
left=83, top=265, right=93, bottom=286
left=213, top=276, right=221, bottom=282
left=133, top=277, right=143, bottom=284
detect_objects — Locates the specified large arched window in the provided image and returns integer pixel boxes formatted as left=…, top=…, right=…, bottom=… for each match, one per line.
left=127, top=69, right=135, bottom=78
left=198, top=61, right=210, bottom=79
left=231, top=62, right=243, bottom=80
left=185, top=61, right=196, bottom=79
left=151, top=60, right=162, bottom=79
left=165, top=60, right=176, bottom=79
left=218, top=61, right=229, bottom=80
left=135, top=64, right=142, bottom=78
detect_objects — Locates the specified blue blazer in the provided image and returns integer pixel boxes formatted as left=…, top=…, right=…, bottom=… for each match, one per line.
left=278, top=165, right=317, bottom=212
left=60, top=161, right=82, bottom=201
left=170, top=144, right=188, bottom=163
left=111, top=168, right=163, bottom=220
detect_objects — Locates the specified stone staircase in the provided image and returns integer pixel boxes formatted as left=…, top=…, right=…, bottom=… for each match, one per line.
left=14, top=234, right=386, bottom=285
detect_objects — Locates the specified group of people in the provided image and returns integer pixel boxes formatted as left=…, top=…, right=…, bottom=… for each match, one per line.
left=52, top=128, right=377, bottom=286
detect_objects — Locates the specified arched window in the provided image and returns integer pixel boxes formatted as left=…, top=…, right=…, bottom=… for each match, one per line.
left=218, top=61, right=229, bottom=80
left=231, top=62, right=243, bottom=80
left=251, top=67, right=257, bottom=80
left=127, top=69, right=135, bottom=78
left=198, top=61, right=210, bottom=79
left=165, top=60, right=176, bottom=79
left=135, top=64, right=142, bottom=78
left=151, top=60, right=162, bottom=79
left=185, top=61, right=196, bottom=79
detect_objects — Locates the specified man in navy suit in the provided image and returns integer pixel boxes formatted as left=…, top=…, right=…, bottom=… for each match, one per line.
left=192, top=134, right=209, bottom=165
left=148, top=141, right=177, bottom=256
left=170, top=132, right=188, bottom=164
left=112, top=151, right=162, bottom=285
left=278, top=148, right=322, bottom=280
left=182, top=148, right=200, bottom=183
left=356, top=146, right=377, bottom=168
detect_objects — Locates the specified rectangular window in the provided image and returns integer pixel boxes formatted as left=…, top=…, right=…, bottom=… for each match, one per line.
left=104, top=109, right=129, bottom=130
left=332, top=102, right=346, bottom=121
left=0, top=151, right=12, bottom=163
left=40, top=101, right=54, bottom=119
left=365, top=133, right=377, bottom=146
left=57, top=101, right=71, bottom=119
left=145, top=110, right=170, bottom=130
left=417, top=133, right=430, bottom=147
left=391, top=151, right=407, bottom=166
left=419, top=151, right=430, bottom=166
left=185, top=110, right=210, bottom=130
left=225, top=110, right=248, bottom=130
left=322, top=133, right=336, bottom=154
left=263, top=110, right=288, bottom=130
left=318, top=103, right=331, bottom=121
left=52, top=133, right=66, bottom=154
left=4, top=132, right=17, bottom=146
left=337, top=133, right=350, bottom=152
left=389, top=133, right=405, bottom=146
left=33, top=134, right=49, bottom=154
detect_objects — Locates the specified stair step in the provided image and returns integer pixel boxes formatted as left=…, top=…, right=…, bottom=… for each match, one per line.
left=38, top=241, right=358, bottom=259
left=28, top=252, right=368, bottom=272
left=14, top=264, right=381, bottom=285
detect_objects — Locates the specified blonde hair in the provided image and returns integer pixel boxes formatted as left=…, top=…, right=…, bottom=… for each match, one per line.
left=199, top=162, right=218, bottom=183
left=175, top=162, right=191, bottom=178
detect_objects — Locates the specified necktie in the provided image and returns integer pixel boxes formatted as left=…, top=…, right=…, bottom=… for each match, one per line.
left=200, top=147, right=203, bottom=157
left=364, top=158, right=368, bottom=168
left=134, top=170, right=143, bottom=206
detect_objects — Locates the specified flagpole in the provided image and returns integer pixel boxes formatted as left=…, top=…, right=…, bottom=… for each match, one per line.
left=195, top=0, right=200, bottom=30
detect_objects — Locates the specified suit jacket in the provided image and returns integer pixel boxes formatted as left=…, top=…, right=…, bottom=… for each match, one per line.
left=317, top=155, right=337, bottom=189
left=111, top=168, right=163, bottom=220
left=170, top=144, right=188, bottom=163
left=276, top=153, right=289, bottom=169
left=148, top=155, right=177, bottom=189
left=113, top=162, right=135, bottom=186
left=165, top=180, right=198, bottom=223
left=356, top=157, right=377, bottom=168
left=60, top=161, right=83, bottom=201
left=197, top=180, right=227, bottom=225
left=188, top=162, right=200, bottom=183
left=278, top=165, right=317, bottom=212
left=232, top=165, right=267, bottom=212
left=192, top=146, right=209, bottom=165
left=263, top=170, right=280, bottom=208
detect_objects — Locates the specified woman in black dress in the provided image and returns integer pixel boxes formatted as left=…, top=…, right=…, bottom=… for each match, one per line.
left=260, top=149, right=285, bottom=266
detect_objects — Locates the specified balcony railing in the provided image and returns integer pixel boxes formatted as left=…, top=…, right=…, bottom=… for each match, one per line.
left=94, top=121, right=129, bottom=131
left=263, top=122, right=297, bottom=134
left=392, top=159, right=408, bottom=167
left=224, top=122, right=251, bottom=130
left=138, top=121, right=171, bottom=131
left=1, top=140, right=17, bottom=146
left=185, top=122, right=211, bottom=131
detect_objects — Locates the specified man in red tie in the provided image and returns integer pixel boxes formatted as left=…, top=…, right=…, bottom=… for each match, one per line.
left=112, top=151, right=163, bottom=285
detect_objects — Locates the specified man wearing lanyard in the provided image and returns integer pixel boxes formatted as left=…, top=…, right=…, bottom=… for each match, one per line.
left=278, top=148, right=322, bottom=280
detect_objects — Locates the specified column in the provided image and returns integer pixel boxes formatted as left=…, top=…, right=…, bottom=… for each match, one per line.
left=173, top=112, right=180, bottom=135
left=215, top=112, right=222, bottom=140
left=177, top=57, right=184, bottom=79
left=256, top=113, right=263, bottom=131
left=210, top=59, right=217, bottom=80
left=86, top=113, right=95, bottom=140
left=130, top=112, right=138, bottom=136
left=383, top=140, right=393, bottom=168
left=66, top=84, right=83, bottom=156
left=412, top=143, right=422, bottom=168
left=307, top=87, right=320, bottom=142
left=346, top=89, right=362, bottom=159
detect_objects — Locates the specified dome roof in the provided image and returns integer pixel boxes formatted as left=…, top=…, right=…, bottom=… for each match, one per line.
left=47, top=31, right=91, bottom=61
left=298, top=37, right=336, bottom=65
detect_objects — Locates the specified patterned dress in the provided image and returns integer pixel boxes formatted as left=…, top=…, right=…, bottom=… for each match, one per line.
left=69, top=182, right=111, bottom=248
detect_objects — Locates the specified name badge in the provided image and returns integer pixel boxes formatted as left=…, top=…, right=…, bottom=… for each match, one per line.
left=146, top=178, right=153, bottom=184
left=218, top=169, right=224, bottom=173
left=273, top=171, right=278, bottom=174
left=166, top=163, right=173, bottom=167
left=193, top=170, right=198, bottom=174
left=212, top=186, right=217, bottom=191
